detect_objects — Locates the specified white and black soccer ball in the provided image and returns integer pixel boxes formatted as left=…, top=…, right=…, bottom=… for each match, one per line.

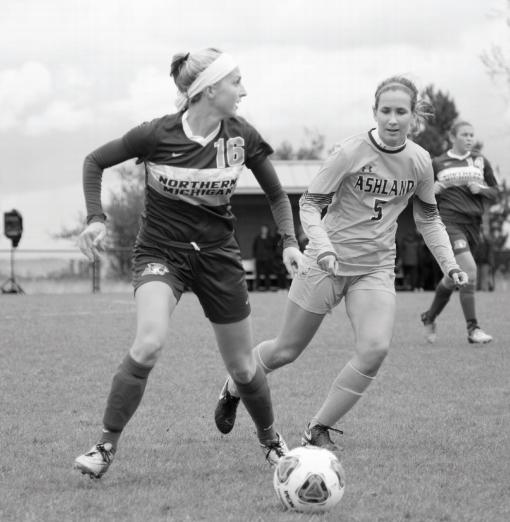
left=273, top=446, right=345, bottom=513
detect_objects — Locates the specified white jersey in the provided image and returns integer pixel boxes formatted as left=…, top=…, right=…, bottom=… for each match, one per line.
left=300, top=130, right=459, bottom=276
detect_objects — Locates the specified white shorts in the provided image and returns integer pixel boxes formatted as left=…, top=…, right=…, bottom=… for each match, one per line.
left=288, top=259, right=396, bottom=315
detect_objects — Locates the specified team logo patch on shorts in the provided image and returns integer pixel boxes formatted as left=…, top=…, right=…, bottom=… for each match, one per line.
left=142, top=263, right=169, bottom=276
left=453, top=239, right=468, bottom=250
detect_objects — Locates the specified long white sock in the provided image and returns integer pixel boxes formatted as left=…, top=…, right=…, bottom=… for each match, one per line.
left=311, top=360, right=375, bottom=428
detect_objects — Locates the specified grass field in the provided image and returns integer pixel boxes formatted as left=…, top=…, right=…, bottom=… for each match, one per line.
left=1, top=289, right=509, bottom=522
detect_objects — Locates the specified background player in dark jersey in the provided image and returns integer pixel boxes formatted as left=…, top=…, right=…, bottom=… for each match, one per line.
left=421, top=121, right=499, bottom=344
left=215, top=76, right=467, bottom=452
left=74, top=48, right=302, bottom=479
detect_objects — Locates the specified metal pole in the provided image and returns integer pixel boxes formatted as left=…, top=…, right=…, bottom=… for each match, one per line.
left=10, top=247, right=15, bottom=281
left=92, top=258, right=101, bottom=293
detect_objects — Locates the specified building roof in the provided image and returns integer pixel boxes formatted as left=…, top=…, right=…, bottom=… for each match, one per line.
left=236, top=160, right=322, bottom=194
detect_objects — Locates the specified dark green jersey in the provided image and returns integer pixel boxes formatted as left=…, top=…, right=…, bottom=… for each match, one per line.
left=433, top=151, right=499, bottom=223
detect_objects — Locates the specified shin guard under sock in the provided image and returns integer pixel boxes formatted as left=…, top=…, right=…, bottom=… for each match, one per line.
left=101, top=354, right=153, bottom=448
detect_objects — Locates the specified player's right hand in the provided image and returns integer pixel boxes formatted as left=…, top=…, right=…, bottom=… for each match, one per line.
left=78, top=222, right=106, bottom=262
left=317, top=252, right=338, bottom=276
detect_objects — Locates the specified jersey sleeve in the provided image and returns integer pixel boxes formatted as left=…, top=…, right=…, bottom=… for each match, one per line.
left=412, top=156, right=459, bottom=276
left=121, top=119, right=161, bottom=161
left=299, top=144, right=350, bottom=257
left=83, top=120, right=160, bottom=224
left=414, top=154, right=436, bottom=205
left=413, top=198, right=459, bottom=276
left=241, top=119, right=274, bottom=169
left=250, top=158, right=298, bottom=249
left=479, top=156, right=500, bottom=202
left=482, top=156, right=498, bottom=186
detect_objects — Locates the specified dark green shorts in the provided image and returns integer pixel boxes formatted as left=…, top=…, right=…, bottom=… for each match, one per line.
left=443, top=221, right=482, bottom=255
left=132, top=235, right=250, bottom=324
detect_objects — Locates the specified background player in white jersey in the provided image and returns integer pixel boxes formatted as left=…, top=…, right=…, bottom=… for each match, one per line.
left=74, top=48, right=302, bottom=479
left=215, top=76, right=467, bottom=451
left=421, top=121, right=499, bottom=344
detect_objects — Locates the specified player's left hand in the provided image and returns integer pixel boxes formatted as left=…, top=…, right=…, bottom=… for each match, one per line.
left=448, top=268, right=468, bottom=287
left=283, top=246, right=303, bottom=277
left=467, top=182, right=484, bottom=194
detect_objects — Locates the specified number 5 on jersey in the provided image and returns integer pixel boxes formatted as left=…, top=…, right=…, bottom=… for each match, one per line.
left=214, top=137, right=245, bottom=168
left=371, top=198, right=387, bottom=221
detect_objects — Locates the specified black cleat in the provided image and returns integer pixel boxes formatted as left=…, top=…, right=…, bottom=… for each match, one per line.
left=260, top=432, right=289, bottom=467
left=214, top=379, right=240, bottom=434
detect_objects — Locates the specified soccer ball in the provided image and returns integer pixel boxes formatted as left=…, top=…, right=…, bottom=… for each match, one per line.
left=273, top=446, right=346, bottom=513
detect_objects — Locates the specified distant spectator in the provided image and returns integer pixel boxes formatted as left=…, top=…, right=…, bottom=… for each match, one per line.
left=253, top=224, right=274, bottom=291
left=272, top=230, right=289, bottom=290
left=400, top=231, right=420, bottom=290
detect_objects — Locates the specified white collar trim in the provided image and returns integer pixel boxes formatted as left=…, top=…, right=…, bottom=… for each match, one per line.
left=182, top=111, right=221, bottom=146
left=447, top=150, right=470, bottom=160
left=371, top=129, right=406, bottom=151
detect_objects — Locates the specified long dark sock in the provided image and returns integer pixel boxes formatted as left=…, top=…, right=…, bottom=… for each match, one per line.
left=99, top=354, right=153, bottom=450
left=459, top=282, right=478, bottom=331
left=234, top=365, right=275, bottom=443
left=427, top=280, right=454, bottom=321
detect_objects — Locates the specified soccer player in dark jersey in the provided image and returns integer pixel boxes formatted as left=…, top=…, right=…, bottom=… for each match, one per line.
left=215, top=76, right=468, bottom=452
left=421, top=121, right=499, bottom=344
left=73, top=48, right=302, bottom=479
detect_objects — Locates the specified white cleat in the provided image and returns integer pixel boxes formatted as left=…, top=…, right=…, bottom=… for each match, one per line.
left=424, top=322, right=437, bottom=344
left=260, top=432, right=289, bottom=467
left=74, top=442, right=114, bottom=479
left=468, top=328, right=493, bottom=344
left=421, top=312, right=437, bottom=344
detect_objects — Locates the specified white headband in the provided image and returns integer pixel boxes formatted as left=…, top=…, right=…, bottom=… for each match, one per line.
left=175, top=53, right=238, bottom=111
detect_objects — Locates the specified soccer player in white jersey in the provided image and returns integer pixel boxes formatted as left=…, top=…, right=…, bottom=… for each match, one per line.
left=73, top=48, right=303, bottom=479
left=421, top=121, right=499, bottom=344
left=215, top=76, right=468, bottom=451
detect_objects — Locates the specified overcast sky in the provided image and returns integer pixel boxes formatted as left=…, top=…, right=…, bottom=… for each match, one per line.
left=1, top=0, right=509, bottom=249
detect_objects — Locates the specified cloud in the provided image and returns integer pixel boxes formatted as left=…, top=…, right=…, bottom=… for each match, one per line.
left=1, top=0, right=509, bottom=202
left=25, top=100, right=94, bottom=134
left=0, top=61, right=98, bottom=134
left=2, top=0, right=500, bottom=69
left=104, top=66, right=176, bottom=124
left=0, top=62, right=52, bottom=130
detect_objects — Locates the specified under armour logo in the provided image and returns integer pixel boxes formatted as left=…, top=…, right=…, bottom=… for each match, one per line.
left=361, top=164, right=373, bottom=173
